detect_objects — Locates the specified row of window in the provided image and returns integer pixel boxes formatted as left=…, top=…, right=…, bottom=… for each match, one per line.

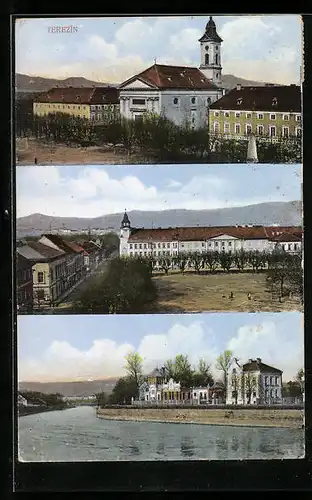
left=123, top=97, right=213, bottom=108
left=213, top=110, right=301, bottom=121
left=203, top=53, right=219, bottom=65
left=213, top=121, right=302, bottom=137
left=35, top=103, right=88, bottom=110
left=265, top=376, right=280, bottom=386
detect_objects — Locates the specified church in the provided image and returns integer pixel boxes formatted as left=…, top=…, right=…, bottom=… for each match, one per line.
left=118, top=17, right=224, bottom=129
left=119, top=212, right=302, bottom=260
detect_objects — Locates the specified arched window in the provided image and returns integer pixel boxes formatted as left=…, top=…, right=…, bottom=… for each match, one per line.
left=207, top=97, right=211, bottom=105
left=205, top=53, right=209, bottom=65
left=205, top=45, right=209, bottom=51
left=215, top=54, right=218, bottom=65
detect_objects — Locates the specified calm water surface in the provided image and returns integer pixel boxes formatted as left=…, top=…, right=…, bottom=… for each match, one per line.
left=18, top=406, right=304, bottom=462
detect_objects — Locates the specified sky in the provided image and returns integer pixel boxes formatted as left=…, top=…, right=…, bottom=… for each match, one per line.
left=17, top=312, right=304, bottom=382
left=15, top=15, right=302, bottom=85
left=16, top=164, right=302, bottom=219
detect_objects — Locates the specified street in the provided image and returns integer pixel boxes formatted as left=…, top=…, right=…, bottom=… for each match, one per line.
left=55, top=251, right=118, bottom=309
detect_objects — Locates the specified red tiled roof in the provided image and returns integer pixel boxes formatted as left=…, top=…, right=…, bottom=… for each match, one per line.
left=41, top=234, right=81, bottom=254
left=128, top=226, right=302, bottom=243
left=34, top=86, right=119, bottom=105
left=65, top=240, right=85, bottom=253
left=210, top=85, right=301, bottom=112
left=120, top=64, right=218, bottom=90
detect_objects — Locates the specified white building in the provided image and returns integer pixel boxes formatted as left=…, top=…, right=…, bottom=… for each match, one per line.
left=226, top=358, right=283, bottom=405
left=118, top=16, right=224, bottom=129
left=119, top=212, right=302, bottom=260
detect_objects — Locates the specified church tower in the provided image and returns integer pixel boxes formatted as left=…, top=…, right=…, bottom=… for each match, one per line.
left=199, top=16, right=223, bottom=86
left=119, top=210, right=131, bottom=257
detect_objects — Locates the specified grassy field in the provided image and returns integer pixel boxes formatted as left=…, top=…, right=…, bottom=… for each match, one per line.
left=16, top=138, right=149, bottom=165
left=149, top=271, right=303, bottom=313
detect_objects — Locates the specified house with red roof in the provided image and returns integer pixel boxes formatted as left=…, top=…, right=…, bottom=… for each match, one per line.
left=119, top=212, right=302, bottom=261
left=118, top=17, right=224, bottom=129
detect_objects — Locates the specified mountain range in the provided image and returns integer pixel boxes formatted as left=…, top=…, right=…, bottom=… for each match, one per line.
left=19, top=378, right=118, bottom=397
left=16, top=201, right=302, bottom=238
left=15, top=72, right=280, bottom=94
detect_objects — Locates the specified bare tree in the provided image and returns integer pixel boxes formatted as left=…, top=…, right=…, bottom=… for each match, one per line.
left=124, top=351, right=143, bottom=393
left=216, top=350, right=233, bottom=390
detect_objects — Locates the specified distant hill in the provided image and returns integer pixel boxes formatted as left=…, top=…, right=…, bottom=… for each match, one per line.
left=15, top=74, right=113, bottom=93
left=15, top=72, right=281, bottom=94
left=18, top=378, right=118, bottom=397
left=16, top=201, right=302, bottom=238
left=221, top=74, right=281, bottom=90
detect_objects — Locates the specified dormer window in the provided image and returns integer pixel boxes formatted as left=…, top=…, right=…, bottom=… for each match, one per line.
left=167, top=77, right=172, bottom=81
left=272, top=97, right=278, bottom=106
left=237, top=98, right=242, bottom=105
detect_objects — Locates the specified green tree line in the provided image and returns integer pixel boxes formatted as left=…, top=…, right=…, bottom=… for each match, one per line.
left=15, top=106, right=302, bottom=163
left=95, top=350, right=304, bottom=406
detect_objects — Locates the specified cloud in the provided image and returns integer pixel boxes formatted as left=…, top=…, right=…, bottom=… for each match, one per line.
left=220, top=16, right=300, bottom=84
left=166, top=180, right=183, bottom=189
left=15, top=16, right=301, bottom=84
left=18, top=319, right=303, bottom=382
left=16, top=166, right=293, bottom=219
left=227, top=321, right=304, bottom=379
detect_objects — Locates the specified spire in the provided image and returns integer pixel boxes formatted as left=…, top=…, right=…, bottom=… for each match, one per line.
left=199, top=15, right=223, bottom=43
left=121, top=209, right=130, bottom=228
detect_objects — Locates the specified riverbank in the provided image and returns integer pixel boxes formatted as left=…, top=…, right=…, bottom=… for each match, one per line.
left=18, top=405, right=73, bottom=417
left=96, top=407, right=304, bottom=429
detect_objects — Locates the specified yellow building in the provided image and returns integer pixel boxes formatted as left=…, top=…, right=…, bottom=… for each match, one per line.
left=17, top=241, right=67, bottom=308
left=209, top=84, right=302, bottom=139
left=33, top=86, right=120, bottom=122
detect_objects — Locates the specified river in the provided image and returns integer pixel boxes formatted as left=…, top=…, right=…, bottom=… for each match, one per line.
left=18, top=406, right=305, bottom=462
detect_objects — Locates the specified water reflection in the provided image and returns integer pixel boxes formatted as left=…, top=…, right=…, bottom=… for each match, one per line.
left=156, top=439, right=165, bottom=456
left=180, top=436, right=195, bottom=457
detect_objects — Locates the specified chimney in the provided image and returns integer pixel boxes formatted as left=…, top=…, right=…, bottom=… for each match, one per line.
left=256, top=358, right=262, bottom=364
left=236, top=83, right=241, bottom=91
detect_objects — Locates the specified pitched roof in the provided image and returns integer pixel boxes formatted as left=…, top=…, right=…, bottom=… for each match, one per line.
left=120, top=64, right=219, bottom=90
left=40, top=234, right=78, bottom=254
left=17, top=253, right=33, bottom=269
left=243, top=360, right=282, bottom=374
left=128, top=226, right=302, bottom=243
left=210, top=85, right=301, bottom=112
left=34, top=86, right=119, bottom=105
left=17, top=242, right=65, bottom=261
left=270, top=232, right=302, bottom=242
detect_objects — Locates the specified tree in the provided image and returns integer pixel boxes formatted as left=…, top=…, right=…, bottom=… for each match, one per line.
left=218, top=251, right=233, bottom=272
left=95, top=392, right=108, bottom=408
left=248, top=250, right=266, bottom=273
left=109, top=376, right=138, bottom=404
left=158, top=256, right=172, bottom=274
left=267, top=249, right=293, bottom=298
left=173, top=253, right=189, bottom=274
left=163, top=358, right=176, bottom=379
left=164, top=354, right=194, bottom=387
left=124, top=351, right=143, bottom=394
left=203, top=251, right=219, bottom=273
left=189, top=251, right=204, bottom=274
left=231, top=370, right=240, bottom=404
left=295, top=368, right=304, bottom=395
left=192, top=359, right=214, bottom=387
left=233, top=249, right=248, bottom=271
left=216, top=350, right=233, bottom=390
left=242, top=372, right=258, bottom=404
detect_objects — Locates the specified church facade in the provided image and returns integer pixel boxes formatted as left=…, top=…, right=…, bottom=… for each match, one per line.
left=118, top=17, right=224, bottom=129
left=119, top=212, right=302, bottom=260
